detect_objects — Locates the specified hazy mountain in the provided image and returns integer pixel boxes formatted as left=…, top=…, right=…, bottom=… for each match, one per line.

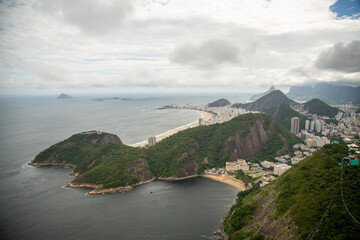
left=287, top=83, right=360, bottom=104
left=249, top=86, right=276, bottom=101
left=57, top=93, right=72, bottom=99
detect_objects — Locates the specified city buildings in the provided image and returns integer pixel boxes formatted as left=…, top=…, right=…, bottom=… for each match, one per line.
left=305, top=120, right=310, bottom=130
left=226, top=159, right=249, bottom=172
left=148, top=137, right=156, bottom=146
left=291, top=117, right=300, bottom=134
left=274, top=164, right=291, bottom=176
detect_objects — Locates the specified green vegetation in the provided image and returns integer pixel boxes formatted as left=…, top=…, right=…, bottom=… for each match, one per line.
left=235, top=170, right=253, bottom=186
left=264, top=103, right=308, bottom=130
left=224, top=144, right=360, bottom=239
left=32, top=132, right=151, bottom=189
left=233, top=90, right=295, bottom=112
left=32, top=113, right=300, bottom=190
left=223, top=183, right=262, bottom=240
left=303, top=98, right=339, bottom=118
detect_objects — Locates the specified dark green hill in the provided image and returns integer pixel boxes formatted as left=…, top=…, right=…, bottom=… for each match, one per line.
left=208, top=98, right=231, bottom=107
left=233, top=90, right=296, bottom=112
left=31, top=114, right=301, bottom=190
left=264, top=103, right=308, bottom=131
left=303, top=98, right=339, bottom=118
left=223, top=143, right=360, bottom=240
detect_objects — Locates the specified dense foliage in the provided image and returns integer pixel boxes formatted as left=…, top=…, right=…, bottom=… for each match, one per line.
left=264, top=103, right=308, bottom=131
left=224, top=144, right=360, bottom=239
left=223, top=183, right=262, bottom=240
left=303, top=98, right=339, bottom=118
left=233, top=90, right=295, bottom=112
left=235, top=170, right=253, bottom=185
left=33, top=133, right=150, bottom=189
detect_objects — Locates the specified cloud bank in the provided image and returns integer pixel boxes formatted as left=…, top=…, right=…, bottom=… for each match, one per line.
left=315, top=40, right=360, bottom=73
left=0, top=0, right=359, bottom=94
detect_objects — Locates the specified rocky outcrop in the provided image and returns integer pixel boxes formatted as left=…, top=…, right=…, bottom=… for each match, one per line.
left=223, top=119, right=276, bottom=160
left=100, top=133, right=122, bottom=145
left=126, top=159, right=153, bottom=182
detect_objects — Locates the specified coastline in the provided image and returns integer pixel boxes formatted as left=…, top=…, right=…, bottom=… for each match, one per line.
left=202, top=174, right=247, bottom=191
left=130, top=110, right=214, bottom=147
left=68, top=178, right=156, bottom=195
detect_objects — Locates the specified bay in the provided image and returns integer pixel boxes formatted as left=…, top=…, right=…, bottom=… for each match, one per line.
left=0, top=93, right=247, bottom=240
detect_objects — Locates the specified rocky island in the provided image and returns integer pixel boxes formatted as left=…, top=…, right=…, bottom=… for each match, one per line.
left=56, top=93, right=72, bottom=99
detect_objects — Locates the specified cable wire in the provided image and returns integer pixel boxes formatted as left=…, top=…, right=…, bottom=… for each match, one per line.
left=340, top=168, right=360, bottom=228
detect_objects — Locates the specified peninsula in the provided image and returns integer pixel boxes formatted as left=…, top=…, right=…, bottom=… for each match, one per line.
left=30, top=113, right=300, bottom=194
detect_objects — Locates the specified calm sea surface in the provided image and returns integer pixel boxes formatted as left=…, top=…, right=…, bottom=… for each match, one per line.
left=0, top=93, right=249, bottom=240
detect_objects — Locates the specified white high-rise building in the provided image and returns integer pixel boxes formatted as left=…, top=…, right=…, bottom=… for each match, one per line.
left=305, top=120, right=310, bottom=130
left=315, top=120, right=321, bottom=133
left=310, top=120, right=315, bottom=131
left=291, top=117, right=300, bottom=134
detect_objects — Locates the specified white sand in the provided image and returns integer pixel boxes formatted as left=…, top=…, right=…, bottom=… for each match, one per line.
left=130, top=110, right=214, bottom=147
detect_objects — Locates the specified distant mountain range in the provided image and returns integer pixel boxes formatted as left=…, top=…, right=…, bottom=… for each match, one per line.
left=233, top=89, right=339, bottom=131
left=249, top=86, right=276, bottom=101
left=287, top=83, right=360, bottom=104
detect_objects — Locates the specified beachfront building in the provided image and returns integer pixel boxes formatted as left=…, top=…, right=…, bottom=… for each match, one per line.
left=198, top=118, right=204, bottom=126
left=226, top=159, right=249, bottom=172
left=148, top=137, right=156, bottom=146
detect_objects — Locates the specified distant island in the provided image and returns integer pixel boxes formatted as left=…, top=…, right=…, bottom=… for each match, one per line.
left=57, top=93, right=71, bottom=99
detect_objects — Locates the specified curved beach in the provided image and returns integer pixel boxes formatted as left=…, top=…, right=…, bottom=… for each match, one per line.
left=130, top=110, right=214, bottom=147
left=202, top=174, right=247, bottom=191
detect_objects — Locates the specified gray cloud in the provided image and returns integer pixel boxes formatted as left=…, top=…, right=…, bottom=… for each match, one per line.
left=169, top=38, right=243, bottom=69
left=37, top=0, right=133, bottom=35
left=315, top=40, right=360, bottom=73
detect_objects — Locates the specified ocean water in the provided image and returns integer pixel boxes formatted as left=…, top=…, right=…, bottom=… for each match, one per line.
left=0, top=93, right=248, bottom=240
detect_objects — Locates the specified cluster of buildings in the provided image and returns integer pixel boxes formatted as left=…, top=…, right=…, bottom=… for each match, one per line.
left=328, top=106, right=360, bottom=139
left=304, top=119, right=325, bottom=133
left=225, top=159, right=249, bottom=172
left=162, top=103, right=247, bottom=125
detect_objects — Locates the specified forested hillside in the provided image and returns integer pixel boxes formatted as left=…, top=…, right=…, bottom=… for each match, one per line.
left=223, top=144, right=360, bottom=240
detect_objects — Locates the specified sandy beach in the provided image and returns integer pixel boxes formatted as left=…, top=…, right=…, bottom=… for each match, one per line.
left=130, top=110, right=214, bottom=147
left=202, top=174, right=247, bottom=191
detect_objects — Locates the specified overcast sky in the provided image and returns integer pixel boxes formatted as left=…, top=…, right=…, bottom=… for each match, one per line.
left=0, top=0, right=359, bottom=94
